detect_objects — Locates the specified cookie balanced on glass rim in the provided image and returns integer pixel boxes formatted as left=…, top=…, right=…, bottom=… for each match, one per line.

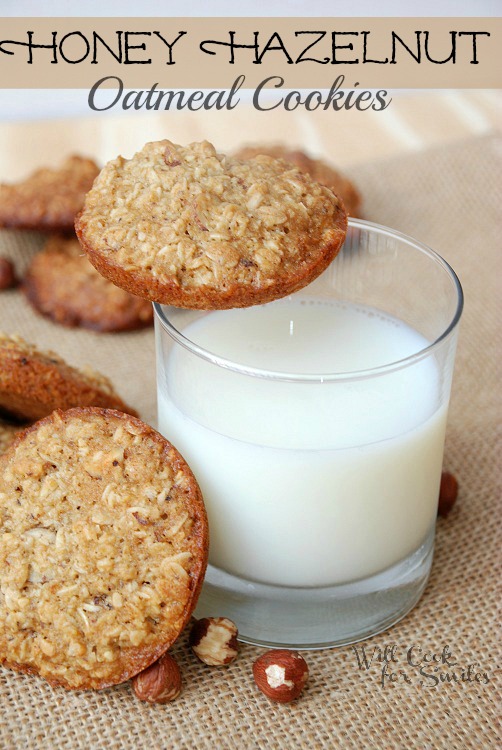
left=75, top=140, right=347, bottom=310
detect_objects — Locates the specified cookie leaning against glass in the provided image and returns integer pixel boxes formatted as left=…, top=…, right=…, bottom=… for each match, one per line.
left=0, top=407, right=208, bottom=690
left=75, top=140, right=347, bottom=309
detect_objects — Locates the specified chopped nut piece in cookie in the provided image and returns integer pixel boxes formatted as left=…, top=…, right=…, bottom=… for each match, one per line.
left=0, top=258, right=18, bottom=290
left=438, top=471, right=459, bottom=517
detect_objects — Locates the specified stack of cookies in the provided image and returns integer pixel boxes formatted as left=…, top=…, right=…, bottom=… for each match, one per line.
left=0, top=155, right=153, bottom=332
left=1, top=137, right=352, bottom=693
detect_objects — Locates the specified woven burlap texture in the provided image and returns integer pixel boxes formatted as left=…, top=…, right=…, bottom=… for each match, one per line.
left=0, top=134, right=500, bottom=750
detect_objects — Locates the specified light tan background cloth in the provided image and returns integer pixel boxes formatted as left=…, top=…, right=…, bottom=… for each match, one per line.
left=0, top=97, right=500, bottom=748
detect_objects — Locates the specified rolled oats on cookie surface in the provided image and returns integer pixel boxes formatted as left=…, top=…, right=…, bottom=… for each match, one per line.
left=234, top=144, right=362, bottom=218
left=75, top=140, right=347, bottom=309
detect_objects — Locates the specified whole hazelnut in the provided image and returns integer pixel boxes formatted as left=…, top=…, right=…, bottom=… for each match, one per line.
left=0, top=257, right=18, bottom=290
left=132, top=652, right=182, bottom=704
left=189, top=616, right=239, bottom=666
left=438, top=471, right=459, bottom=517
left=253, top=649, right=309, bottom=703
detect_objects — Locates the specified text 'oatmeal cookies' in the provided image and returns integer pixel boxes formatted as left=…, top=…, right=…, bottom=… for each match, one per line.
left=75, top=140, right=347, bottom=309
left=0, top=407, right=208, bottom=690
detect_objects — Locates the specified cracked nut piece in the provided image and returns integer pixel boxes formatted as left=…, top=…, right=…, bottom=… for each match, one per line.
left=189, top=617, right=239, bottom=666
left=132, top=653, right=182, bottom=703
left=438, top=471, right=459, bottom=517
left=253, top=650, right=309, bottom=703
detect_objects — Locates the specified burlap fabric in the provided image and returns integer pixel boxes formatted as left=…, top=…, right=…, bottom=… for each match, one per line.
left=0, top=134, right=500, bottom=749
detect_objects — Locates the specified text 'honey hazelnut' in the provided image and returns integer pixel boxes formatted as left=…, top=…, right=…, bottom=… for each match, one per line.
left=132, top=652, right=182, bottom=704
left=253, top=650, right=309, bottom=703
left=189, top=616, right=239, bottom=666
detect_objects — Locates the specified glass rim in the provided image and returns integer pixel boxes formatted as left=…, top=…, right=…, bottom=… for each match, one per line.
left=153, top=218, right=464, bottom=384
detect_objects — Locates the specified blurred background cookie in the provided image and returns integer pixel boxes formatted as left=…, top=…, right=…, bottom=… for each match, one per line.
left=23, top=235, right=153, bottom=332
left=0, top=332, right=137, bottom=421
left=234, top=144, right=362, bottom=218
left=0, top=155, right=99, bottom=233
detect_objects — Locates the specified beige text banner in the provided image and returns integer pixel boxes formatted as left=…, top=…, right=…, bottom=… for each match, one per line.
left=0, top=17, right=500, bottom=90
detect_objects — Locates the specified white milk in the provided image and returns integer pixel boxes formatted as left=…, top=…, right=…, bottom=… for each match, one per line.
left=157, top=298, right=446, bottom=587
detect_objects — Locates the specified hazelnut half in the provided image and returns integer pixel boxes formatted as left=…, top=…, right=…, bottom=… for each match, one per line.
left=132, top=652, right=182, bottom=703
left=189, top=616, right=239, bottom=666
left=253, top=650, right=309, bottom=703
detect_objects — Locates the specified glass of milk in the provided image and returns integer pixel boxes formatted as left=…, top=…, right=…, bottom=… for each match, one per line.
left=154, top=219, right=463, bottom=648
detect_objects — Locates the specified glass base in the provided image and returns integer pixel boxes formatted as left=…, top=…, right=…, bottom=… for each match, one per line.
left=194, top=528, right=435, bottom=650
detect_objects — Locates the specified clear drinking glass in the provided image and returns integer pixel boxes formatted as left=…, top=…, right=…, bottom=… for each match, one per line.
left=153, top=219, right=463, bottom=649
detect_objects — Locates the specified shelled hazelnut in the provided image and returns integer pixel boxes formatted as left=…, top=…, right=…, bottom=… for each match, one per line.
left=189, top=616, right=239, bottom=666
left=253, top=650, right=309, bottom=703
left=132, top=652, right=182, bottom=704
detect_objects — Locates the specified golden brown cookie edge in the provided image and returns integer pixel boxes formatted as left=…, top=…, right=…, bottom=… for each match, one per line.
left=0, top=334, right=137, bottom=421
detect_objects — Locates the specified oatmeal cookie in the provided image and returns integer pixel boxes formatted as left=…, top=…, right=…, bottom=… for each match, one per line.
left=0, top=332, right=136, bottom=421
left=75, top=140, right=347, bottom=309
left=0, top=407, right=208, bottom=689
left=23, top=235, right=153, bottom=332
left=234, top=144, right=362, bottom=217
left=0, top=155, right=99, bottom=233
